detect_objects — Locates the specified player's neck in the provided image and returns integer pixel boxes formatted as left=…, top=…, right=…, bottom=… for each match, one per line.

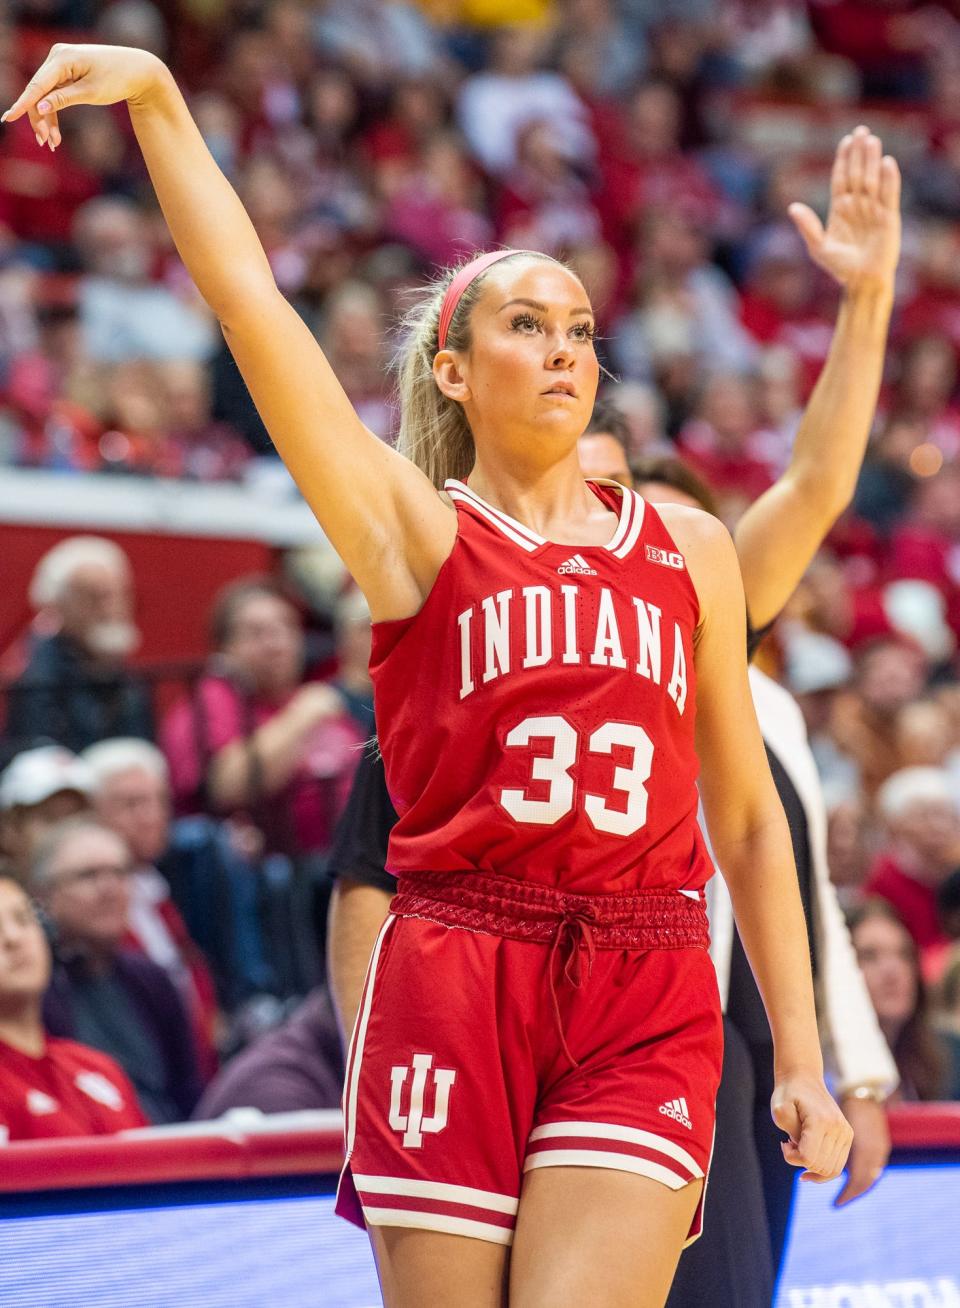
left=0, top=1004, right=45, bottom=1057
left=466, top=455, right=604, bottom=538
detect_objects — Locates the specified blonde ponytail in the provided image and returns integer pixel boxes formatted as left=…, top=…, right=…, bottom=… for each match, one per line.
left=394, top=251, right=557, bottom=489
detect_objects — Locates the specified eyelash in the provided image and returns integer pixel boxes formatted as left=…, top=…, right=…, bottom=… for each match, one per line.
left=509, top=312, right=596, bottom=342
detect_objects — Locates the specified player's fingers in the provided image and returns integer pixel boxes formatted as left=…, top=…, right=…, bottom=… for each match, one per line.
left=806, top=1125, right=852, bottom=1183
left=863, top=133, right=882, bottom=199
left=24, top=102, right=46, bottom=146
left=796, top=1123, right=830, bottom=1176
left=830, top=133, right=853, bottom=198
left=1, top=53, right=66, bottom=124
left=787, top=202, right=824, bottom=255
left=781, top=1138, right=805, bottom=1169
left=772, top=1096, right=802, bottom=1137
left=23, top=101, right=60, bottom=150
left=847, top=125, right=869, bottom=194
left=879, top=154, right=902, bottom=211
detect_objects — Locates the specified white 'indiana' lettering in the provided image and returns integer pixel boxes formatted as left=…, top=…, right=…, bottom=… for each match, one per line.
left=457, top=608, right=474, bottom=700
left=459, top=584, right=689, bottom=715
left=481, top=588, right=513, bottom=684
left=522, top=586, right=552, bottom=668
left=633, top=599, right=662, bottom=682
left=560, top=584, right=580, bottom=664
left=590, top=589, right=628, bottom=669
left=667, top=620, right=687, bottom=714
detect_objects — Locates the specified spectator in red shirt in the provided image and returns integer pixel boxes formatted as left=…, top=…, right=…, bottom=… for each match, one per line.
left=829, top=636, right=929, bottom=796
left=598, top=80, right=726, bottom=250
left=887, top=466, right=960, bottom=637
left=739, top=223, right=836, bottom=395
left=380, top=132, right=493, bottom=272
left=0, top=108, right=104, bottom=251
left=896, top=224, right=960, bottom=357
left=884, top=333, right=960, bottom=461
left=677, top=373, right=773, bottom=506
left=493, top=119, right=603, bottom=254
left=161, top=577, right=363, bottom=859
left=865, top=766, right=960, bottom=976
left=0, top=874, right=146, bottom=1142
left=806, top=0, right=936, bottom=100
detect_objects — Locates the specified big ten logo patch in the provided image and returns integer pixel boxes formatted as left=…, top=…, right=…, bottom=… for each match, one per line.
left=389, top=1053, right=457, bottom=1148
left=645, top=545, right=685, bottom=570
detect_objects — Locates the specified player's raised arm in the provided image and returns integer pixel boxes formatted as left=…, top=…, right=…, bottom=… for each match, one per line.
left=734, top=126, right=901, bottom=630
left=3, top=45, right=453, bottom=620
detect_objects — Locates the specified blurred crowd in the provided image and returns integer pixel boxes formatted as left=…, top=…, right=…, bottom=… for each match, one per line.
left=3, top=0, right=960, bottom=1136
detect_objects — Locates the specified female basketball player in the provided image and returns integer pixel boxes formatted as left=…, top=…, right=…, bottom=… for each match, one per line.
left=5, top=46, right=854, bottom=1307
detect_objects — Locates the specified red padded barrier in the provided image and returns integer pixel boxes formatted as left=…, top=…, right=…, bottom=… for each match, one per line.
left=887, top=1103, right=960, bottom=1150
left=0, top=1125, right=344, bottom=1194
left=0, top=1108, right=957, bottom=1196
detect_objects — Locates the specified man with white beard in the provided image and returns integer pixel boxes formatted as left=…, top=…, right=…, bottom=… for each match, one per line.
left=7, top=536, right=153, bottom=753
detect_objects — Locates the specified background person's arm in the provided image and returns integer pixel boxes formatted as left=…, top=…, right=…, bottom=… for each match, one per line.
left=327, top=880, right=393, bottom=1047
left=324, top=746, right=399, bottom=1045
left=207, top=684, right=345, bottom=810
left=735, top=127, right=901, bottom=630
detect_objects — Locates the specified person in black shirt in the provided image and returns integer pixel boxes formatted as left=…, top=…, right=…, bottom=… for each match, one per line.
left=8, top=537, right=153, bottom=755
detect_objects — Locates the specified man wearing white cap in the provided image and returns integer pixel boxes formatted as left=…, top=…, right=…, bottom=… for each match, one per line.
left=0, top=746, right=93, bottom=885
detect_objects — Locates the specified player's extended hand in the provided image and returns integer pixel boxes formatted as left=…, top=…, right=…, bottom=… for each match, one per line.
left=787, top=125, right=901, bottom=297
left=833, top=1094, right=890, bottom=1207
left=1, top=43, right=164, bottom=151
left=771, top=1071, right=854, bottom=1184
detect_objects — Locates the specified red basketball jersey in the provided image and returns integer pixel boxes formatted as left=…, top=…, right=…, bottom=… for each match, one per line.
left=370, top=478, right=714, bottom=894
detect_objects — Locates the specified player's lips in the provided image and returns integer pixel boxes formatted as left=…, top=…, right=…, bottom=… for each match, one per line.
left=542, top=382, right=578, bottom=398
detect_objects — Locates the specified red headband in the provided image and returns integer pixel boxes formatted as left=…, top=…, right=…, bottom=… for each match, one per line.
left=436, top=248, right=537, bottom=351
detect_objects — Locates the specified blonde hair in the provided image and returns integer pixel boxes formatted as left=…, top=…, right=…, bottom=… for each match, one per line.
left=394, top=250, right=562, bottom=489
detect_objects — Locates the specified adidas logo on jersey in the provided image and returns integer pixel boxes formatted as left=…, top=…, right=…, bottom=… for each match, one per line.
left=658, top=1097, right=693, bottom=1130
left=557, top=554, right=597, bottom=576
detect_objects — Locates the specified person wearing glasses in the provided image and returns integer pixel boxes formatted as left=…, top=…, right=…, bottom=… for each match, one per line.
left=34, top=816, right=201, bottom=1124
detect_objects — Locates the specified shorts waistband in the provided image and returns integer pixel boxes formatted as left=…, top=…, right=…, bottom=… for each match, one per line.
left=390, top=870, right=710, bottom=951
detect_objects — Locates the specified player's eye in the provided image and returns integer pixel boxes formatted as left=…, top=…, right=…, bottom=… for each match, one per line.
left=571, top=321, right=597, bottom=342
left=510, top=312, right=543, bottom=333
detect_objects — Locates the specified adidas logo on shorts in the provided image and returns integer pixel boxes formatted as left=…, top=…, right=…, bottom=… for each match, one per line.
left=658, top=1097, right=693, bottom=1130
left=557, top=554, right=597, bottom=576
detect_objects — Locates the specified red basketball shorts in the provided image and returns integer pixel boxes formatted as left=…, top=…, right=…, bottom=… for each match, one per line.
left=336, top=872, right=723, bottom=1248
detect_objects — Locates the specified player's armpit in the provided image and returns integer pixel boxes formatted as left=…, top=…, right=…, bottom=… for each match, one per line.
left=222, top=303, right=456, bottom=622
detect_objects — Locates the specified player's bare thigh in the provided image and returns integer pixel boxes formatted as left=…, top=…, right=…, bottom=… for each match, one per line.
left=368, top=1170, right=701, bottom=1308
left=370, top=1226, right=510, bottom=1308
left=510, top=1167, right=703, bottom=1308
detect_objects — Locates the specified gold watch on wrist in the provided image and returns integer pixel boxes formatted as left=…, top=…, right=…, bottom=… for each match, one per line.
left=841, top=1084, right=888, bottom=1105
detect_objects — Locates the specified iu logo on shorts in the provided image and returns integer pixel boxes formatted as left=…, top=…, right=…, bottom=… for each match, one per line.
left=389, top=1052, right=457, bottom=1148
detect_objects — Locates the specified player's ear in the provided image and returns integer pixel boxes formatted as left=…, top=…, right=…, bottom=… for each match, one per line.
left=434, top=351, right=471, bottom=404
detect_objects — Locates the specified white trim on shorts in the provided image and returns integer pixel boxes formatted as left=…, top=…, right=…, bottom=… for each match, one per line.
left=340, top=914, right=396, bottom=1161
left=354, top=1176, right=518, bottom=1245
left=524, top=1119, right=710, bottom=1250
left=526, top=1121, right=703, bottom=1179
left=362, top=1208, right=514, bottom=1245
